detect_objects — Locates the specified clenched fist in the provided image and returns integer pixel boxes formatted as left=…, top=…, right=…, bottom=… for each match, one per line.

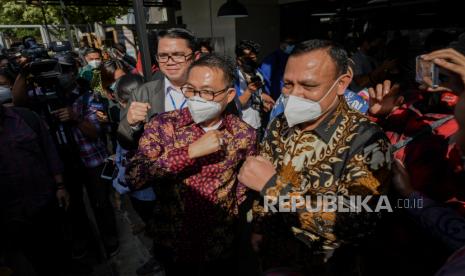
left=188, top=130, right=224, bottom=159
left=127, top=102, right=151, bottom=126
left=238, top=156, right=276, bottom=192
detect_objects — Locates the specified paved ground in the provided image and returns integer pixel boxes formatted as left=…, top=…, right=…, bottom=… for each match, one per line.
left=107, top=194, right=164, bottom=276
left=67, top=193, right=163, bottom=276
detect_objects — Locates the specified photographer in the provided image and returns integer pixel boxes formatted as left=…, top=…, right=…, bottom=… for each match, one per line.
left=11, top=49, right=119, bottom=259
left=52, top=54, right=119, bottom=258
left=234, top=40, right=275, bottom=136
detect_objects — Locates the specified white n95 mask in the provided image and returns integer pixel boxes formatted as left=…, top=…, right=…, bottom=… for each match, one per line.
left=284, top=77, right=341, bottom=127
left=187, top=96, right=223, bottom=124
left=88, top=60, right=102, bottom=69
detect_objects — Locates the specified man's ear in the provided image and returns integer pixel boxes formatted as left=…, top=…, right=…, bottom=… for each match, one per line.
left=227, top=88, right=237, bottom=103
left=336, top=72, right=353, bottom=96
left=194, top=51, right=201, bottom=61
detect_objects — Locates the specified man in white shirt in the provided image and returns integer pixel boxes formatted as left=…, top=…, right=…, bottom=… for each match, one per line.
left=164, top=78, right=187, bottom=111
left=234, top=40, right=275, bottom=133
left=117, top=28, right=200, bottom=149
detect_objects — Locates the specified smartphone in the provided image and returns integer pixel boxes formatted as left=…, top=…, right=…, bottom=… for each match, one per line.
left=416, top=55, right=439, bottom=88
left=100, top=159, right=117, bottom=180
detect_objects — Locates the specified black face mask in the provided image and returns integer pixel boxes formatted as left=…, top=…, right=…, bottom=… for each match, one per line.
left=240, top=56, right=258, bottom=74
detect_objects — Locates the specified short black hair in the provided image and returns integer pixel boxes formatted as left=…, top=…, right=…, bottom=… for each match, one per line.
left=100, top=59, right=126, bottom=88
left=116, top=74, right=144, bottom=103
left=235, top=40, right=261, bottom=57
left=189, top=53, right=236, bottom=88
left=199, top=40, right=213, bottom=53
left=83, top=47, right=101, bottom=57
left=157, top=28, right=198, bottom=52
left=290, top=39, right=349, bottom=78
left=113, top=43, right=127, bottom=53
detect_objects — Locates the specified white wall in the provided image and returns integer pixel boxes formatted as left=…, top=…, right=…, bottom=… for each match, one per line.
left=235, top=0, right=280, bottom=59
left=180, top=0, right=236, bottom=57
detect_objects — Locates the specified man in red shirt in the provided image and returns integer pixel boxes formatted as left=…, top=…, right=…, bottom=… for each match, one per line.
left=366, top=47, right=465, bottom=274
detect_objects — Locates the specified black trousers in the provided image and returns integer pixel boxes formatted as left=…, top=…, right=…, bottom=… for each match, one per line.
left=67, top=164, right=118, bottom=249
left=129, top=196, right=155, bottom=225
left=2, top=199, right=66, bottom=276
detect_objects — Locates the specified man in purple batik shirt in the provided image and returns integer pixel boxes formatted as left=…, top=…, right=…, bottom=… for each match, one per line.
left=126, top=54, right=256, bottom=275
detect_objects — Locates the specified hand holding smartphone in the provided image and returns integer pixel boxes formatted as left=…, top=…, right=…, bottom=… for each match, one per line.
left=416, top=55, right=439, bottom=88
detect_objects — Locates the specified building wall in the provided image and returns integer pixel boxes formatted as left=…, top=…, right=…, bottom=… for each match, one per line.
left=235, top=0, right=280, bottom=59
left=180, top=0, right=236, bottom=57
left=180, top=0, right=280, bottom=61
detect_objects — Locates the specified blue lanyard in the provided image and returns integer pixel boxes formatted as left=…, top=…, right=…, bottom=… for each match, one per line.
left=168, top=90, right=187, bottom=110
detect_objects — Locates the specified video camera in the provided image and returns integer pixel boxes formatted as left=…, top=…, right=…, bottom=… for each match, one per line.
left=19, top=36, right=49, bottom=61
left=19, top=40, right=78, bottom=146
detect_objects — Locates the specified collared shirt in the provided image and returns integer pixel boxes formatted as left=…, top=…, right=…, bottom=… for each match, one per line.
left=253, top=99, right=391, bottom=254
left=126, top=108, right=256, bottom=262
left=0, top=106, right=63, bottom=211
left=71, top=92, right=108, bottom=168
left=235, top=69, right=263, bottom=129
left=377, top=91, right=463, bottom=204
left=163, top=77, right=186, bottom=112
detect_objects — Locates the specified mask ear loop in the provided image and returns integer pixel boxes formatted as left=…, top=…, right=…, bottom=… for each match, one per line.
left=316, top=74, right=343, bottom=104
left=315, top=72, right=349, bottom=119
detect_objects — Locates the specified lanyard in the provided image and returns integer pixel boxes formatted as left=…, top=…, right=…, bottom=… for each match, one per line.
left=168, top=89, right=187, bottom=110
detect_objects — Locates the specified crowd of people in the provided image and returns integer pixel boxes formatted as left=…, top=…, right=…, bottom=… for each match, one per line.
left=1, top=27, right=465, bottom=276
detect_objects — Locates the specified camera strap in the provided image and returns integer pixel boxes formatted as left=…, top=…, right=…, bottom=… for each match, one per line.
left=392, top=114, right=455, bottom=152
left=11, top=107, right=48, bottom=165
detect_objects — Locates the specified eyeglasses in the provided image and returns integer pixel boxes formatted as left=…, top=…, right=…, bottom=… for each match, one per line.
left=156, top=52, right=193, bottom=63
left=181, top=85, right=230, bottom=101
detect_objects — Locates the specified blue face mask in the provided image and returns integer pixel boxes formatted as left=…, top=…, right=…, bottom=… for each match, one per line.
left=284, top=44, right=295, bottom=55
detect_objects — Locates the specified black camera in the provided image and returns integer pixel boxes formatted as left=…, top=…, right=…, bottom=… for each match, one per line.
left=21, top=37, right=49, bottom=61
left=249, top=75, right=264, bottom=88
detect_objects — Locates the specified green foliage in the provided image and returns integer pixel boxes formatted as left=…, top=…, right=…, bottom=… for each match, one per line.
left=0, top=0, right=128, bottom=24
left=0, top=0, right=128, bottom=42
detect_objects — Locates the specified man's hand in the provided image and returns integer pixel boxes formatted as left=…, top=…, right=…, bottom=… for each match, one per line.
left=96, top=110, right=109, bottom=123
left=56, top=188, right=70, bottom=210
left=188, top=130, right=224, bottom=159
left=127, top=102, right=151, bottom=126
left=368, top=80, right=404, bottom=117
left=52, top=107, right=79, bottom=122
left=392, top=159, right=414, bottom=198
left=247, top=81, right=260, bottom=94
left=261, top=93, right=275, bottom=112
left=238, top=156, right=276, bottom=192
left=421, top=48, right=465, bottom=94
